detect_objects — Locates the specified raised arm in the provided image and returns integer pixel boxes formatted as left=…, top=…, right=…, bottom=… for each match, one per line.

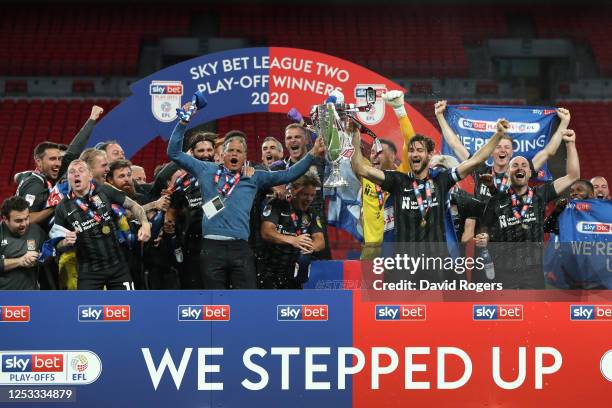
left=532, top=108, right=571, bottom=171
left=59, top=105, right=103, bottom=177
left=435, top=100, right=470, bottom=162
left=553, top=129, right=580, bottom=195
left=350, top=131, right=386, bottom=185
left=381, top=90, right=416, bottom=173
left=167, top=119, right=208, bottom=177
left=456, top=119, right=509, bottom=180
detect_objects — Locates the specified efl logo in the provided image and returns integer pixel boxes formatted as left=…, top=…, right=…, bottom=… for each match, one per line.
left=570, top=305, right=612, bottom=320
left=178, top=305, right=230, bottom=321
left=577, top=221, right=612, bottom=234
left=149, top=83, right=183, bottom=95
left=0, top=306, right=30, bottom=322
left=1, top=354, right=63, bottom=372
left=78, top=305, right=130, bottom=322
left=473, top=305, right=523, bottom=321
left=375, top=305, right=426, bottom=321
left=277, top=305, right=328, bottom=321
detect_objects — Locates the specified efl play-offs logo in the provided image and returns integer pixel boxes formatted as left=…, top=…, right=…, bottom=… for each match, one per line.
left=375, top=305, right=426, bottom=321
left=577, top=221, right=612, bottom=234
left=570, top=305, right=612, bottom=320
left=458, top=119, right=540, bottom=134
left=178, top=305, right=230, bottom=321
left=277, top=305, right=328, bottom=321
left=0, top=351, right=102, bottom=385
left=473, top=305, right=523, bottom=321
left=150, top=80, right=183, bottom=123
left=78, top=305, right=130, bottom=322
left=0, top=306, right=29, bottom=322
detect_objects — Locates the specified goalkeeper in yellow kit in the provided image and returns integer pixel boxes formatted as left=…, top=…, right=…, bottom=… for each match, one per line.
left=354, top=90, right=415, bottom=259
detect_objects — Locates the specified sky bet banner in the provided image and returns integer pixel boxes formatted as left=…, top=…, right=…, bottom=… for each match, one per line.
left=443, top=105, right=558, bottom=181
left=89, top=47, right=439, bottom=159
left=545, top=199, right=612, bottom=289
left=1, top=282, right=612, bottom=407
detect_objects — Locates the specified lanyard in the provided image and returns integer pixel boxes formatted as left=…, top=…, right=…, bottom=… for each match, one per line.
left=412, top=179, right=433, bottom=221
left=70, top=183, right=102, bottom=224
left=509, top=187, right=534, bottom=221
left=214, top=165, right=241, bottom=199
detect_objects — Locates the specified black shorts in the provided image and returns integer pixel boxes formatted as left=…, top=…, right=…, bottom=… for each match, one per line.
left=77, top=261, right=133, bottom=290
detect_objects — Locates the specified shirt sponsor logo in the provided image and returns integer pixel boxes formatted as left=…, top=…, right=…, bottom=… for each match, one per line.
left=0, top=306, right=30, bottom=322
left=576, top=222, right=612, bottom=235
left=473, top=305, right=523, bottom=320
left=375, top=305, right=426, bottom=321
left=78, top=305, right=130, bottom=322
left=277, top=305, right=328, bottom=321
left=570, top=305, right=612, bottom=320
left=177, top=305, right=230, bottom=321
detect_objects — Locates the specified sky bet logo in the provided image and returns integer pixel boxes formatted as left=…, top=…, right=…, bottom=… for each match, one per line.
left=375, top=305, right=426, bottom=321
left=78, top=305, right=130, bottom=322
left=577, top=221, right=612, bottom=234
left=178, top=305, right=230, bottom=321
left=2, top=354, right=63, bottom=372
left=277, top=305, right=328, bottom=321
left=149, top=83, right=183, bottom=95
left=473, top=305, right=523, bottom=321
left=570, top=305, right=612, bottom=320
left=0, top=306, right=30, bottom=322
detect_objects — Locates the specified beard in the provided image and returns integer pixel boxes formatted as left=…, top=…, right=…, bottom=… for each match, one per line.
left=120, top=183, right=136, bottom=198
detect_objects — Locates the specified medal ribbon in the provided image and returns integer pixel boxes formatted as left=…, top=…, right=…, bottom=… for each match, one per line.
left=70, top=183, right=102, bottom=224
left=214, top=165, right=241, bottom=198
left=412, top=179, right=433, bottom=221
left=509, top=187, right=533, bottom=221
left=167, top=170, right=197, bottom=195
left=374, top=184, right=385, bottom=210
left=289, top=209, right=310, bottom=236
left=492, top=169, right=510, bottom=193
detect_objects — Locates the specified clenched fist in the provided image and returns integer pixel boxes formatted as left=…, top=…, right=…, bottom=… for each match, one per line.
left=496, top=119, right=510, bottom=134
left=434, top=100, right=447, bottom=116
left=90, top=105, right=104, bottom=121
left=562, top=129, right=576, bottom=143
left=382, top=90, right=406, bottom=118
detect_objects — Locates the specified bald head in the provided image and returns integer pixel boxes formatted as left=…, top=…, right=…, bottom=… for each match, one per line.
left=508, top=156, right=531, bottom=188
left=590, top=176, right=609, bottom=199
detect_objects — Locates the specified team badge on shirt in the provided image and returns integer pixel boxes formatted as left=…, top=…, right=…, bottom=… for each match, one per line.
left=262, top=205, right=271, bottom=217
left=302, top=214, right=310, bottom=227
left=27, top=240, right=36, bottom=251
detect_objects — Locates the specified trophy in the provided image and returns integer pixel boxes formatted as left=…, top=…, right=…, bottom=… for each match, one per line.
left=308, top=87, right=377, bottom=188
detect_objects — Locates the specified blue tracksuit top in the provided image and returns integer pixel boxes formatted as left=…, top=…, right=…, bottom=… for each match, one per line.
left=167, top=121, right=315, bottom=241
